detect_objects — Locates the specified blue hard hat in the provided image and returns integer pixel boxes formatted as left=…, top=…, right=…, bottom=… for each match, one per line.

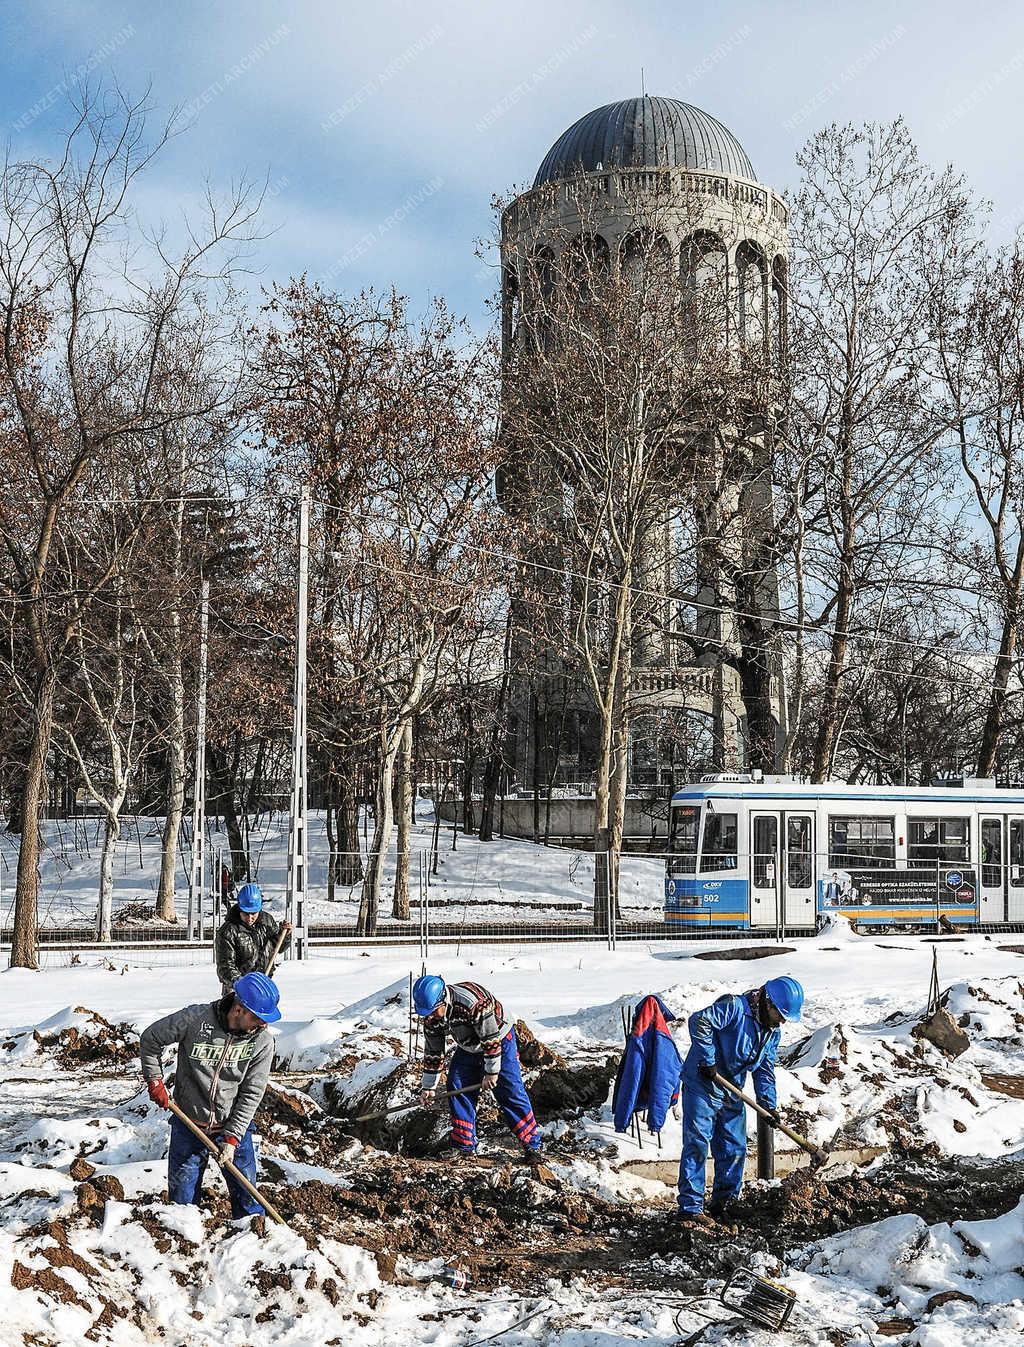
left=237, top=883, right=263, bottom=914
left=764, top=976, right=804, bottom=1022
left=234, top=971, right=281, bottom=1024
left=412, top=974, right=446, bottom=1017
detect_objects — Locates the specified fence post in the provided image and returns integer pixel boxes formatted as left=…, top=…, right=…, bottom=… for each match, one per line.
left=607, top=853, right=616, bottom=953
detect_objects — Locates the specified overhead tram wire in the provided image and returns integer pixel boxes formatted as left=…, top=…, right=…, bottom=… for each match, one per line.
left=308, top=492, right=1022, bottom=677
left=12, top=486, right=1020, bottom=688
left=297, top=535, right=1017, bottom=699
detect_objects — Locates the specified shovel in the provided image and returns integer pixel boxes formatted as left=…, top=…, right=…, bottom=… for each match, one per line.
left=712, top=1072, right=831, bottom=1170
left=166, top=1097, right=289, bottom=1226
left=353, top=1083, right=482, bottom=1124
left=264, top=925, right=290, bottom=976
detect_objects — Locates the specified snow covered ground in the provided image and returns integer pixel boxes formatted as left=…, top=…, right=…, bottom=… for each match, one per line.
left=1, top=930, right=1023, bottom=1343
left=0, top=802, right=667, bottom=933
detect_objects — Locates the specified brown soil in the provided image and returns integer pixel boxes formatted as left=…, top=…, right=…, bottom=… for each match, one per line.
left=693, top=946, right=796, bottom=961
left=981, top=1072, right=1024, bottom=1099
left=11, top=1260, right=92, bottom=1312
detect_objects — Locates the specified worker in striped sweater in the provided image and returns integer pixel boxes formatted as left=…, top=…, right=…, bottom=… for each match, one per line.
left=412, top=974, right=543, bottom=1161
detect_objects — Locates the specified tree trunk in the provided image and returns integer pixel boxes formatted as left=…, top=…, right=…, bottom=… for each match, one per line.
left=478, top=615, right=514, bottom=842
left=155, top=649, right=185, bottom=922
left=356, top=728, right=402, bottom=935
left=977, top=613, right=1018, bottom=777
left=392, top=719, right=413, bottom=919
left=10, top=668, right=57, bottom=968
left=207, top=742, right=245, bottom=870
left=97, top=812, right=120, bottom=941
left=336, top=765, right=363, bottom=885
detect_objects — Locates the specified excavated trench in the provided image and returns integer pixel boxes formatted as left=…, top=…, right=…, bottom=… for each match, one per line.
left=251, top=1050, right=1024, bottom=1295
left=8, top=1008, right=1024, bottom=1304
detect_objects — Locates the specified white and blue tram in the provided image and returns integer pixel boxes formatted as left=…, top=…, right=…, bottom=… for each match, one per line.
left=665, top=775, right=1024, bottom=931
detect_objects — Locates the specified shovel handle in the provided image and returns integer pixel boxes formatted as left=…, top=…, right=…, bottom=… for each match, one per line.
left=265, top=926, right=289, bottom=976
left=166, top=1097, right=289, bottom=1226
left=711, top=1071, right=828, bottom=1165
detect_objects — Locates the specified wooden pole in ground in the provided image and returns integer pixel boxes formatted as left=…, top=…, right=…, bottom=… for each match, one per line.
left=166, top=1098, right=288, bottom=1226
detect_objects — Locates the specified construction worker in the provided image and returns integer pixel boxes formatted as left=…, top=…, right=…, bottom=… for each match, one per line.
left=139, top=971, right=281, bottom=1220
left=676, top=975, right=804, bottom=1226
left=413, top=974, right=543, bottom=1161
left=215, top=882, right=292, bottom=995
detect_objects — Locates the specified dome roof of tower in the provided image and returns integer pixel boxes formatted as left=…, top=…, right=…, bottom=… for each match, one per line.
left=533, top=96, right=756, bottom=188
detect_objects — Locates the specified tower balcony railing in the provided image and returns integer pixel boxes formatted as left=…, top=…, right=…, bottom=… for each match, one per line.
left=503, top=166, right=788, bottom=237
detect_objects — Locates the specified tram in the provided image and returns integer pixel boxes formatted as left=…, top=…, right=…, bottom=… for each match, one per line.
left=665, top=775, right=1024, bottom=932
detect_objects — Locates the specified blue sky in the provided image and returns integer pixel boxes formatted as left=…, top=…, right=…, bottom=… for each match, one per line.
left=3, top=1, right=1022, bottom=327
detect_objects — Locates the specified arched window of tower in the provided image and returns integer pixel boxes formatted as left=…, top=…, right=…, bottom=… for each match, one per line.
left=561, top=232, right=610, bottom=307
left=736, top=240, right=769, bottom=360
left=525, top=246, right=555, bottom=352
left=681, top=230, right=728, bottom=348
left=619, top=230, right=675, bottom=315
left=771, top=255, right=788, bottom=369
left=502, top=264, right=520, bottom=352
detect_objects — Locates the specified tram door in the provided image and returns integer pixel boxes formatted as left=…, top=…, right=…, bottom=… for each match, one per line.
left=979, top=816, right=1004, bottom=921
left=1009, top=819, right=1024, bottom=922
left=750, top=814, right=780, bottom=929
left=784, top=813, right=816, bottom=927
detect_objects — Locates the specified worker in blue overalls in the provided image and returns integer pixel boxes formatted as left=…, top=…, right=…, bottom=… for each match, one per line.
left=677, top=976, right=804, bottom=1226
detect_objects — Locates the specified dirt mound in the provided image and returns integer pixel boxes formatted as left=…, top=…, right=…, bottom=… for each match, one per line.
left=273, top=1152, right=627, bottom=1290
left=33, top=1009, right=138, bottom=1070
left=514, top=1020, right=564, bottom=1069
left=529, top=1056, right=618, bottom=1122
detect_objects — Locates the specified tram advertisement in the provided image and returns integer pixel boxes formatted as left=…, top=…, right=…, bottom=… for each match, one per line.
left=819, top=867, right=977, bottom=908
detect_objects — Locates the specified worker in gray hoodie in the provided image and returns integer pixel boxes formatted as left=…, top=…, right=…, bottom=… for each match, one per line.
left=139, top=971, right=281, bottom=1219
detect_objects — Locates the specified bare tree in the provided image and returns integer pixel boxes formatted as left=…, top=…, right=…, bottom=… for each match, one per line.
left=0, top=84, right=259, bottom=966
left=784, top=119, right=976, bottom=781
left=933, top=235, right=1024, bottom=775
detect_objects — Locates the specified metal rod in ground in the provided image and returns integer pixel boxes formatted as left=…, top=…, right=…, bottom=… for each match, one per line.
left=353, top=1083, right=482, bottom=1124
left=166, top=1097, right=288, bottom=1226
left=408, top=970, right=414, bottom=1059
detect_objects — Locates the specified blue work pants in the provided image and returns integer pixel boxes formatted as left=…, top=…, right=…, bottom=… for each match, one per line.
left=677, top=1078, right=747, bottom=1214
left=167, top=1115, right=263, bottom=1219
left=447, top=1028, right=541, bottom=1154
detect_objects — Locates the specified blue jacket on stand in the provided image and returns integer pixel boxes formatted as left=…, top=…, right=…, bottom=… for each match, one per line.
left=612, top=994, right=682, bottom=1133
left=682, top=991, right=780, bottom=1109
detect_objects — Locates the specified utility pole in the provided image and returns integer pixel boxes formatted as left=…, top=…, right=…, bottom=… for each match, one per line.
left=286, top=487, right=310, bottom=959
left=188, top=580, right=210, bottom=940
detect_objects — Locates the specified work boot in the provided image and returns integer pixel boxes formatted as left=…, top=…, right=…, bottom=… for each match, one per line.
left=442, top=1147, right=477, bottom=1163
left=522, top=1147, right=545, bottom=1167
left=672, top=1210, right=718, bottom=1231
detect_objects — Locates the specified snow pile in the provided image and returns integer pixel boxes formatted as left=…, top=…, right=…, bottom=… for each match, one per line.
left=786, top=1200, right=1024, bottom=1344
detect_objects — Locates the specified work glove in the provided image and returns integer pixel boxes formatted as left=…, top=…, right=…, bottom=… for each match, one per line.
left=281, top=921, right=293, bottom=933
left=419, top=1088, right=437, bottom=1109
left=479, top=1075, right=498, bottom=1096
left=761, top=1106, right=782, bottom=1129
left=217, top=1136, right=239, bottom=1168
left=697, top=1061, right=719, bottom=1084
left=147, top=1079, right=170, bottom=1109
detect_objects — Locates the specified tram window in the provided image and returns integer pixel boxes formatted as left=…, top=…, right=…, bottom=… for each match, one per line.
left=908, top=817, right=969, bottom=867
left=752, top=815, right=778, bottom=888
left=981, top=819, right=1003, bottom=887
left=828, top=816, right=895, bottom=868
left=701, top=812, right=738, bottom=872
left=787, top=816, right=812, bottom=888
left=668, top=806, right=699, bottom=875
left=1010, top=821, right=1024, bottom=888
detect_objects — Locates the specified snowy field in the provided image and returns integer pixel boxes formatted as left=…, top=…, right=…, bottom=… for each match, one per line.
left=1, top=926, right=1023, bottom=1343
left=0, top=802, right=668, bottom=934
